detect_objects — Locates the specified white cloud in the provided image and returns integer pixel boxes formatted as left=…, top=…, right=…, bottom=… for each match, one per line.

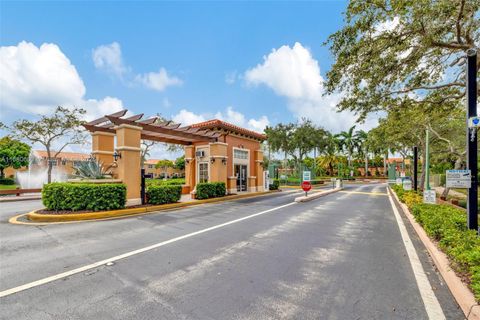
left=0, top=41, right=125, bottom=121
left=244, top=42, right=377, bottom=132
left=135, top=68, right=183, bottom=91
left=372, top=17, right=400, bottom=37
left=92, top=42, right=127, bottom=77
left=172, top=109, right=206, bottom=126
left=0, top=41, right=86, bottom=114
left=172, top=106, right=269, bottom=133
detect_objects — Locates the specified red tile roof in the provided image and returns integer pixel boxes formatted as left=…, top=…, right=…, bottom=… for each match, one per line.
left=34, top=150, right=90, bottom=161
left=191, top=119, right=266, bottom=141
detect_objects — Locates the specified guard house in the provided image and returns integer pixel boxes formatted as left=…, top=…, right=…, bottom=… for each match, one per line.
left=83, top=110, right=266, bottom=205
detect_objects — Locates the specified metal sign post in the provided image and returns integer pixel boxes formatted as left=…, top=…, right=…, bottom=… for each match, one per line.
left=466, top=48, right=478, bottom=231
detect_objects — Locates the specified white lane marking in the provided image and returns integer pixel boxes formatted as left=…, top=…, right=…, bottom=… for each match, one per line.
left=387, top=189, right=445, bottom=320
left=0, top=202, right=296, bottom=298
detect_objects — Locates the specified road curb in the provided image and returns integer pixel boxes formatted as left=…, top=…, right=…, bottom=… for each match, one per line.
left=294, top=187, right=342, bottom=202
left=21, top=190, right=282, bottom=224
left=388, top=186, right=480, bottom=320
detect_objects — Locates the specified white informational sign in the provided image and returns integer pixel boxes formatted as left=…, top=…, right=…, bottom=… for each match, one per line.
left=403, top=180, right=412, bottom=191
left=446, top=169, right=471, bottom=188
left=280, top=175, right=287, bottom=180
left=400, top=171, right=406, bottom=177
left=303, top=171, right=311, bottom=182
left=396, top=178, right=402, bottom=185
left=423, top=190, right=436, bottom=204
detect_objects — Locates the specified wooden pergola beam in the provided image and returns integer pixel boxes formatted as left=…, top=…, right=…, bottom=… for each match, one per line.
left=106, top=115, right=218, bottom=142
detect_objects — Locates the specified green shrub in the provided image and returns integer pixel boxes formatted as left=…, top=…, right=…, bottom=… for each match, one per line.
left=196, top=182, right=226, bottom=199
left=393, top=186, right=480, bottom=301
left=42, top=183, right=126, bottom=211
left=0, top=178, right=15, bottom=185
left=146, top=178, right=185, bottom=187
left=146, top=185, right=182, bottom=205
left=269, top=179, right=280, bottom=190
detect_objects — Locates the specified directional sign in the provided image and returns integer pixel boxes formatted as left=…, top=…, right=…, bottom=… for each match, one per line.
left=302, top=171, right=311, bottom=182
left=403, top=179, right=412, bottom=191
left=423, top=190, right=436, bottom=204
left=446, top=169, right=471, bottom=188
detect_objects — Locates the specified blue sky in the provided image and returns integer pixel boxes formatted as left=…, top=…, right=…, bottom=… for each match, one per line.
left=1, top=1, right=379, bottom=157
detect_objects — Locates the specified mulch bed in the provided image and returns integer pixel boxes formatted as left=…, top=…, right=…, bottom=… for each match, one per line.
left=35, top=203, right=157, bottom=215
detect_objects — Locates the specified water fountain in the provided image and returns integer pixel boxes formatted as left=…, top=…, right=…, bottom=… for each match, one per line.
left=15, top=151, right=67, bottom=189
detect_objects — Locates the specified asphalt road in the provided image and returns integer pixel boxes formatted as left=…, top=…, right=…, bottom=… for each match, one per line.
left=0, top=184, right=464, bottom=319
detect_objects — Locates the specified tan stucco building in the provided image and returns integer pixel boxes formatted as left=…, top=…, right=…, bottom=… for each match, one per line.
left=84, top=111, right=267, bottom=205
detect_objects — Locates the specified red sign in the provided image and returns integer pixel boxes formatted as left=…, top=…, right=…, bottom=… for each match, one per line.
left=301, top=181, right=312, bottom=192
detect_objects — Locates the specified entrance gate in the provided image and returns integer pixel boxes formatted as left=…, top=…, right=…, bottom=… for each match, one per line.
left=235, top=164, right=247, bottom=192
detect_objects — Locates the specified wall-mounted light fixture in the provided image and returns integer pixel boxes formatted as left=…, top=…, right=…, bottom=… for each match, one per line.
left=113, top=151, right=122, bottom=162
left=185, top=158, right=190, bottom=164
left=210, top=157, right=216, bottom=164
left=87, top=155, right=96, bottom=162
left=222, top=158, right=227, bottom=165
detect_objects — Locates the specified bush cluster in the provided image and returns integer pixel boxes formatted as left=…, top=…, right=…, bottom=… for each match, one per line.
left=196, top=182, right=226, bottom=199
left=269, top=179, right=280, bottom=190
left=42, top=183, right=126, bottom=211
left=0, top=178, right=15, bottom=185
left=146, top=185, right=182, bottom=205
left=392, top=185, right=480, bottom=301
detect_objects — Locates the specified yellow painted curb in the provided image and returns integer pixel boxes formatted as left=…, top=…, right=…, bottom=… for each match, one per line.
left=22, top=190, right=281, bottom=224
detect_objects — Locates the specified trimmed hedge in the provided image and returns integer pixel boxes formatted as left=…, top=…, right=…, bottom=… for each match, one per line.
left=146, top=185, right=182, bottom=205
left=392, top=185, right=480, bottom=301
left=196, top=182, right=226, bottom=200
left=42, top=183, right=126, bottom=211
left=0, top=178, right=15, bottom=185
left=269, top=179, right=280, bottom=190
left=146, top=178, right=185, bottom=187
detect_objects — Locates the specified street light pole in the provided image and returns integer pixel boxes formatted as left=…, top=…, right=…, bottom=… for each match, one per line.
left=413, top=146, right=418, bottom=191
left=466, top=48, right=478, bottom=231
left=425, top=129, right=430, bottom=191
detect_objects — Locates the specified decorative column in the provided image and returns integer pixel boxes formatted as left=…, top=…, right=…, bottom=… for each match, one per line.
left=209, top=142, right=228, bottom=192
left=91, top=131, right=115, bottom=166
left=184, top=145, right=195, bottom=193
left=254, top=150, right=264, bottom=192
left=115, top=124, right=142, bottom=206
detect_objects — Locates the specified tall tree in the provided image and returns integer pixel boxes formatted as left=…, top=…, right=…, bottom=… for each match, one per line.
left=325, top=0, right=479, bottom=119
left=0, top=137, right=31, bottom=178
left=4, top=106, right=86, bottom=183
left=355, top=130, right=370, bottom=176
left=336, top=125, right=358, bottom=168
left=155, top=159, right=174, bottom=179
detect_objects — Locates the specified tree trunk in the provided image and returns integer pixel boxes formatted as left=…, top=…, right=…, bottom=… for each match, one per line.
left=365, top=153, right=368, bottom=177
left=46, top=148, right=52, bottom=184
left=0, top=168, right=4, bottom=179
left=383, top=153, right=387, bottom=177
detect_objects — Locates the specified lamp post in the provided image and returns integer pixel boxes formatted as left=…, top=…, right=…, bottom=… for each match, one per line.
left=466, top=48, right=478, bottom=231
left=425, top=129, right=430, bottom=191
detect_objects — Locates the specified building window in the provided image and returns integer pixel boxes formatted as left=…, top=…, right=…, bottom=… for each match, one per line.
left=199, top=162, right=209, bottom=183
left=148, top=164, right=153, bottom=169
left=234, top=149, right=248, bottom=160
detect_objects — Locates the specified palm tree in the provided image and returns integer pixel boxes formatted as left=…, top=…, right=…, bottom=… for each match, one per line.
left=317, top=133, right=341, bottom=176
left=336, top=125, right=357, bottom=169
left=355, top=130, right=369, bottom=176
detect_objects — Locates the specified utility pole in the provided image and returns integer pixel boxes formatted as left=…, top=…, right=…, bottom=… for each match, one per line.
left=413, top=146, right=418, bottom=191
left=466, top=48, right=478, bottom=231
left=425, top=129, right=430, bottom=190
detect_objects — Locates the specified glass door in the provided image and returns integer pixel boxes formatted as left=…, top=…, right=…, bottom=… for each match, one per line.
left=235, top=164, right=247, bottom=192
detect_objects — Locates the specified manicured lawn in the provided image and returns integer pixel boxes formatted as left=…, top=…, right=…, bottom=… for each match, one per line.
left=0, top=184, right=18, bottom=190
